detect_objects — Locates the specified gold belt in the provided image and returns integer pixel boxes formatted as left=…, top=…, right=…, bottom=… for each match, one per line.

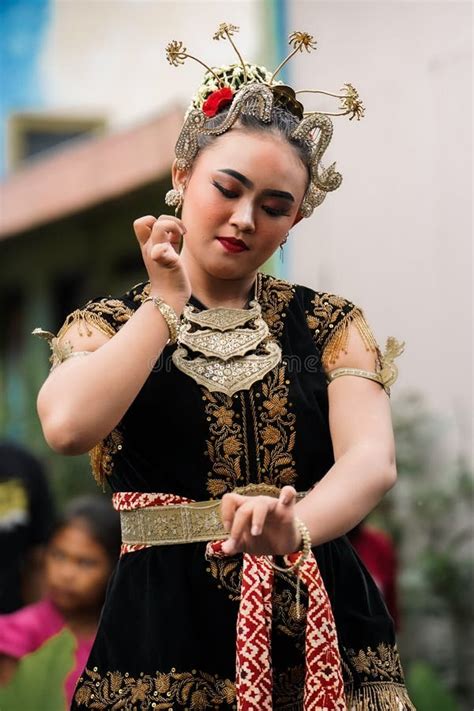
left=120, top=484, right=306, bottom=547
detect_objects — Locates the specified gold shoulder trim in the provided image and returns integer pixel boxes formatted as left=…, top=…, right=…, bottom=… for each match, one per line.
left=322, top=307, right=380, bottom=369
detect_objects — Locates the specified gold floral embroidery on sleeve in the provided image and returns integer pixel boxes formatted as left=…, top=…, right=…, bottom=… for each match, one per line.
left=33, top=298, right=135, bottom=369
left=82, top=297, right=135, bottom=330
left=306, top=292, right=381, bottom=371
left=129, top=281, right=152, bottom=304
left=74, top=666, right=236, bottom=709
left=89, top=428, right=123, bottom=490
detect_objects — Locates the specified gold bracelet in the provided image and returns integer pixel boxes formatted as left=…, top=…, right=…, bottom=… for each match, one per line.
left=269, top=517, right=312, bottom=573
left=143, top=296, right=181, bottom=344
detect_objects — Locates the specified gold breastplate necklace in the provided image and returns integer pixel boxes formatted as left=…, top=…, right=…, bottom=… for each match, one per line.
left=172, top=274, right=281, bottom=396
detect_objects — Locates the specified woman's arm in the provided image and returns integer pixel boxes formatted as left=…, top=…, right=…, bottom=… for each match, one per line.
left=295, top=321, right=397, bottom=545
left=37, top=299, right=183, bottom=455
left=221, top=322, right=396, bottom=554
left=37, top=215, right=191, bottom=455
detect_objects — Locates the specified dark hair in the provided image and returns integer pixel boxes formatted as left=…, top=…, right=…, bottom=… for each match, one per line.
left=197, top=107, right=312, bottom=183
left=50, top=495, right=121, bottom=565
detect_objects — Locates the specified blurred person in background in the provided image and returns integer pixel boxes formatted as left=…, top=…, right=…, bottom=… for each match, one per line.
left=0, top=495, right=121, bottom=709
left=33, top=24, right=413, bottom=711
left=0, top=440, right=55, bottom=613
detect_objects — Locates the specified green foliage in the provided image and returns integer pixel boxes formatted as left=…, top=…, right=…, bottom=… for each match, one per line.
left=377, top=391, right=474, bottom=708
left=406, top=661, right=460, bottom=711
left=0, top=628, right=75, bottom=711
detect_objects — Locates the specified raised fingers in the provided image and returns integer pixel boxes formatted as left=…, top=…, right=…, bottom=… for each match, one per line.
left=133, top=215, right=156, bottom=245
left=151, top=217, right=186, bottom=253
left=275, top=486, right=297, bottom=519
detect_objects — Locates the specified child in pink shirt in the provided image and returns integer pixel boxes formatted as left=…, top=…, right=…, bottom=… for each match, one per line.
left=0, top=496, right=120, bottom=708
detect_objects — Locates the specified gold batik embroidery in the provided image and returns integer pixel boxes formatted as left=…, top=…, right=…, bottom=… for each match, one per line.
left=130, top=281, right=151, bottom=304
left=259, top=274, right=295, bottom=337
left=204, top=275, right=299, bottom=593
left=89, top=429, right=123, bottom=489
left=305, top=292, right=381, bottom=371
left=203, top=391, right=245, bottom=498
left=202, top=275, right=297, bottom=498
left=207, top=556, right=242, bottom=600
left=272, top=572, right=308, bottom=650
left=341, top=643, right=415, bottom=710
left=256, top=366, right=297, bottom=487
left=74, top=666, right=236, bottom=709
left=345, top=643, right=404, bottom=683
left=273, top=664, right=305, bottom=710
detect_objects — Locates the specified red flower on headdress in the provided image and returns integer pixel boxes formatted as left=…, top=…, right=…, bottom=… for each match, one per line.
left=202, top=87, right=234, bottom=117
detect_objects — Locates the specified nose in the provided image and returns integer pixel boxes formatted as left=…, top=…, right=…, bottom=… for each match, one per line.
left=229, top=199, right=255, bottom=235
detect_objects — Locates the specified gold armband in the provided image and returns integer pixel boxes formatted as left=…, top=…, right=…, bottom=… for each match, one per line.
left=143, top=296, right=181, bottom=344
left=326, top=337, right=405, bottom=394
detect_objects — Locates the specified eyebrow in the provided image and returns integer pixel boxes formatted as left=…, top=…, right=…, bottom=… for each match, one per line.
left=217, top=169, right=295, bottom=203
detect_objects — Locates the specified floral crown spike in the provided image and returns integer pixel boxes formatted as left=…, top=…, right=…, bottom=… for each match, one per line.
left=165, top=23, right=365, bottom=217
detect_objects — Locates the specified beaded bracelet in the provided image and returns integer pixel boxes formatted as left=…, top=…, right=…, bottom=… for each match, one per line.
left=268, top=518, right=312, bottom=619
left=268, top=517, right=312, bottom=573
left=143, top=296, right=181, bottom=344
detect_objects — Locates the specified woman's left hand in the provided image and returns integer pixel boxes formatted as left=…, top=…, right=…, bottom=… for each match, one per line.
left=220, top=486, right=302, bottom=556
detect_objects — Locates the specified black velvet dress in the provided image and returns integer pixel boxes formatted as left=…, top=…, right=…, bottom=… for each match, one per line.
left=64, top=272, right=414, bottom=710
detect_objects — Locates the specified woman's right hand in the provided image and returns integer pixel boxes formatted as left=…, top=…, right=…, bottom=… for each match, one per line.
left=133, top=215, right=192, bottom=309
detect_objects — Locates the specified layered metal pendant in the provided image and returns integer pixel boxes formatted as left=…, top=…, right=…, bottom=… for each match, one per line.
left=172, top=300, right=281, bottom=396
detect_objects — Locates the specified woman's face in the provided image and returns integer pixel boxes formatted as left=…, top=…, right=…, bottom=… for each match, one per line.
left=45, top=521, right=113, bottom=614
left=175, top=128, right=308, bottom=280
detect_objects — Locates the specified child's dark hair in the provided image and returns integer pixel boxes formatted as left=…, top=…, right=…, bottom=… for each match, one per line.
left=51, top=495, right=121, bottom=564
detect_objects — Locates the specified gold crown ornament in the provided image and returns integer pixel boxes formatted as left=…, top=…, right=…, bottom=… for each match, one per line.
left=165, top=23, right=365, bottom=217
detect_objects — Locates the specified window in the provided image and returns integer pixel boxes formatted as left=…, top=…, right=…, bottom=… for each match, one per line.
left=7, top=113, right=106, bottom=170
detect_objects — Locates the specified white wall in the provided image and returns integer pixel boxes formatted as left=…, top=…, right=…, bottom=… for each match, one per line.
left=40, top=0, right=263, bottom=129
left=287, top=1, right=472, bottom=460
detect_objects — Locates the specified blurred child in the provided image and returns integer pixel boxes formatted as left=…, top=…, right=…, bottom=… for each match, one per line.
left=0, top=495, right=120, bottom=708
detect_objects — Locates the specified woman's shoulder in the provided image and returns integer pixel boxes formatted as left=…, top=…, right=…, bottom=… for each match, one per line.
left=0, top=599, right=64, bottom=659
left=260, top=273, right=359, bottom=327
left=49, top=281, right=150, bottom=343
left=260, top=274, right=381, bottom=367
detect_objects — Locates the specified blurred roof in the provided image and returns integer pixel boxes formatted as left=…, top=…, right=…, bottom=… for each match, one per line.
left=0, top=106, right=183, bottom=241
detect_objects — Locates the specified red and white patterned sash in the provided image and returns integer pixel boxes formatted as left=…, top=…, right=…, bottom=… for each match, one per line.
left=113, top=491, right=346, bottom=711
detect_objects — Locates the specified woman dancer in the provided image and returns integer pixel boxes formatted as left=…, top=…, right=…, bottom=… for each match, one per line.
left=36, top=24, right=413, bottom=711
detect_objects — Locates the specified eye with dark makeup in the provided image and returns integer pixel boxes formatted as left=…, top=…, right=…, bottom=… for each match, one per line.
left=212, top=180, right=290, bottom=217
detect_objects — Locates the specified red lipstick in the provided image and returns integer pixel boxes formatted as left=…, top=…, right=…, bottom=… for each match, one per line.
left=217, top=237, right=249, bottom=253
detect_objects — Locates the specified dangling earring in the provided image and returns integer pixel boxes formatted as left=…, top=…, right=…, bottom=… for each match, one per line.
left=279, top=233, right=289, bottom=263
left=165, top=188, right=184, bottom=216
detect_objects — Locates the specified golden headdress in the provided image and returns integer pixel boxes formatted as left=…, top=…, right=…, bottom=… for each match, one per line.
left=165, top=23, right=365, bottom=217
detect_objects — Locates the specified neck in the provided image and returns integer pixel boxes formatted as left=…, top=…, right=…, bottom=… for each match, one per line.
left=181, top=247, right=258, bottom=309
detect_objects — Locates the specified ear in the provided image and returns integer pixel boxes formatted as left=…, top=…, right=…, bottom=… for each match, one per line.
left=171, top=159, right=189, bottom=192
